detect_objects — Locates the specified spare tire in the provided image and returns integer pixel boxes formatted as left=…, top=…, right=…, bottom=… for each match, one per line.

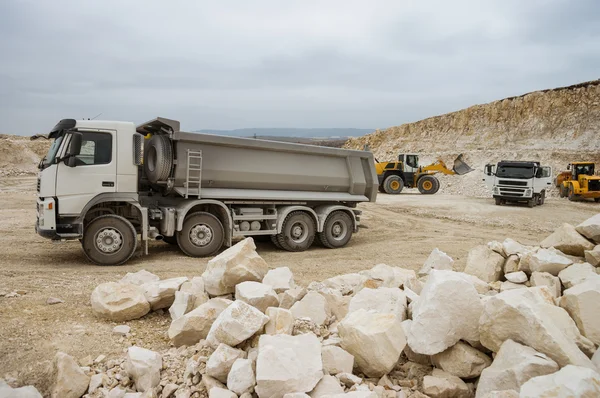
left=144, top=135, right=173, bottom=183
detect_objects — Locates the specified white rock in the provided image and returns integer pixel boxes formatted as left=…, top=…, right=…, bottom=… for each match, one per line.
left=560, top=277, right=600, bottom=345
left=454, top=272, right=491, bottom=294
left=0, top=380, right=42, bottom=398
left=530, top=272, right=561, bottom=298
left=321, top=345, right=354, bottom=375
left=520, top=365, right=600, bottom=397
left=400, top=320, right=431, bottom=366
left=502, top=238, right=535, bottom=257
left=504, top=271, right=527, bottom=284
left=255, top=333, right=323, bottom=398
left=227, top=358, right=255, bottom=395
left=235, top=281, right=279, bottom=313
left=431, top=341, right=491, bottom=379
left=558, top=262, right=599, bottom=289
left=519, top=248, right=573, bottom=276
left=391, top=267, right=418, bottom=289
left=500, top=281, right=527, bottom=292
left=88, top=373, right=104, bottom=394
left=202, top=375, right=227, bottom=394
left=107, top=387, right=126, bottom=398
left=263, top=267, right=296, bottom=293
left=404, top=276, right=424, bottom=295
left=479, top=286, right=595, bottom=369
left=488, top=241, right=506, bottom=256
left=265, top=307, right=294, bottom=335
left=124, top=346, right=162, bottom=392
left=418, top=248, right=454, bottom=276
left=207, top=300, right=269, bottom=348
left=576, top=214, right=600, bottom=243
left=290, top=291, right=330, bottom=325
left=142, top=277, right=189, bottom=311
left=91, top=282, right=151, bottom=322
left=585, top=246, right=600, bottom=266
left=202, top=238, right=269, bottom=296
left=338, top=308, right=405, bottom=377
left=168, top=298, right=232, bottom=347
left=403, top=286, right=419, bottom=303
left=464, top=245, right=505, bottom=283
left=336, top=373, right=362, bottom=387
left=46, top=297, right=64, bottom=305
left=480, top=391, right=518, bottom=398
left=209, top=387, right=237, bottom=398
left=309, top=375, right=344, bottom=398
left=503, top=255, right=520, bottom=274
left=51, top=352, right=90, bottom=398
left=180, top=277, right=210, bottom=308
left=422, top=369, right=470, bottom=398
left=309, top=285, right=349, bottom=323
left=284, top=394, right=311, bottom=398
left=120, top=269, right=160, bottom=286
left=348, top=287, right=407, bottom=321
left=169, top=291, right=196, bottom=320
left=360, top=264, right=402, bottom=288
left=593, top=347, right=600, bottom=369
left=279, top=287, right=308, bottom=310
left=541, top=223, right=595, bottom=257
left=207, top=344, right=247, bottom=383
left=322, top=273, right=368, bottom=295
left=113, top=325, right=131, bottom=335
left=475, top=339, right=558, bottom=398
left=407, top=270, right=483, bottom=355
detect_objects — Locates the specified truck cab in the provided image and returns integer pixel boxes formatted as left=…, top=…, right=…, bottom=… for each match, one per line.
left=484, top=161, right=552, bottom=207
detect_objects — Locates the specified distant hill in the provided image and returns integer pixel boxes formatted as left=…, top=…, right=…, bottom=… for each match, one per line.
left=193, top=127, right=374, bottom=138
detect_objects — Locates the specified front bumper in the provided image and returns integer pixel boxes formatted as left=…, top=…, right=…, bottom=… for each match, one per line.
left=36, top=197, right=57, bottom=237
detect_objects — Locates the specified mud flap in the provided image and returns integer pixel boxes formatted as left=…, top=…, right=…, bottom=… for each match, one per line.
left=453, top=154, right=474, bottom=175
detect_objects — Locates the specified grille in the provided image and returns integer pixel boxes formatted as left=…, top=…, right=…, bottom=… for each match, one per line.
left=589, top=180, right=600, bottom=192
left=37, top=177, right=40, bottom=192
left=499, top=180, right=528, bottom=186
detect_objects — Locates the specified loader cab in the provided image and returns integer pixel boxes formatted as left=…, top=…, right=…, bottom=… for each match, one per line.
left=572, top=163, right=595, bottom=179
left=398, top=154, right=419, bottom=172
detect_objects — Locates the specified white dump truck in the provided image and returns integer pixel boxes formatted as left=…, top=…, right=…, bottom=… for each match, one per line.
left=35, top=117, right=377, bottom=265
left=483, top=161, right=552, bottom=207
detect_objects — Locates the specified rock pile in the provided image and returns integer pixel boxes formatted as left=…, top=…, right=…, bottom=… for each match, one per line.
left=7, top=215, right=600, bottom=397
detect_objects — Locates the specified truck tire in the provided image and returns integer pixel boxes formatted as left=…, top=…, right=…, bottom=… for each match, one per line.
left=495, top=198, right=502, bottom=205
left=144, top=134, right=173, bottom=183
left=527, top=198, right=535, bottom=208
left=177, top=212, right=224, bottom=257
left=318, top=211, right=353, bottom=249
left=418, top=176, right=440, bottom=194
left=378, top=184, right=386, bottom=193
left=270, top=234, right=283, bottom=249
left=82, top=215, right=137, bottom=266
left=538, top=191, right=546, bottom=205
left=383, top=175, right=404, bottom=194
left=276, top=211, right=315, bottom=252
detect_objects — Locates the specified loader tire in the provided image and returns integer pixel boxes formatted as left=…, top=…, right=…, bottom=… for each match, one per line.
left=418, top=176, right=440, bottom=194
left=82, top=215, right=137, bottom=266
left=595, top=198, right=600, bottom=203
left=383, top=175, right=404, bottom=194
left=177, top=212, right=224, bottom=257
left=568, top=185, right=577, bottom=202
left=378, top=184, right=386, bottom=193
left=144, top=134, right=173, bottom=183
left=276, top=211, right=315, bottom=252
left=318, top=211, right=353, bottom=249
left=559, top=185, right=567, bottom=198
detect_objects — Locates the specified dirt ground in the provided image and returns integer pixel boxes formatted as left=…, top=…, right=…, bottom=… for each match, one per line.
left=1, top=177, right=598, bottom=392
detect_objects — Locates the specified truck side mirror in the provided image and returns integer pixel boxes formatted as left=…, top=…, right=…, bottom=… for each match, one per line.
left=65, top=132, right=82, bottom=167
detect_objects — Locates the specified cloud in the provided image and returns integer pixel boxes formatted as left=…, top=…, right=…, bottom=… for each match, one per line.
left=0, top=0, right=598, bottom=134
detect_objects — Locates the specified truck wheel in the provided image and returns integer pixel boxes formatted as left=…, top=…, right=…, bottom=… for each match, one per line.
left=527, top=198, right=535, bottom=208
left=538, top=191, right=546, bottom=205
left=270, top=234, right=283, bottom=250
left=418, top=176, right=440, bottom=194
left=276, top=211, right=315, bottom=252
left=177, top=212, right=224, bottom=257
left=383, top=175, right=404, bottom=194
left=144, top=135, right=173, bottom=183
left=82, top=215, right=137, bottom=266
left=318, top=211, right=353, bottom=249
left=495, top=198, right=502, bottom=205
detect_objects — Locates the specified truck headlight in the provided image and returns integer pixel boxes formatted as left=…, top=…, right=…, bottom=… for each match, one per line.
left=525, top=189, right=532, bottom=196
left=493, top=187, right=500, bottom=195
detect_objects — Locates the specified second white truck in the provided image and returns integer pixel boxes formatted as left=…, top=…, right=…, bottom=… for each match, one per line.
left=484, top=161, right=552, bottom=207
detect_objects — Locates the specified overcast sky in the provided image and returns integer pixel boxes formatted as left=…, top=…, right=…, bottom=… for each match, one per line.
left=1, top=0, right=598, bottom=135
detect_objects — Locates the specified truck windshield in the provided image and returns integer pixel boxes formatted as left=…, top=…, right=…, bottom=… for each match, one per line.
left=496, top=166, right=534, bottom=179
left=41, top=135, right=64, bottom=168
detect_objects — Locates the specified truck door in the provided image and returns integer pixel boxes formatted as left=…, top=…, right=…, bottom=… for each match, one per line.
left=483, top=164, right=495, bottom=190
left=534, top=166, right=553, bottom=193
left=55, top=130, right=117, bottom=215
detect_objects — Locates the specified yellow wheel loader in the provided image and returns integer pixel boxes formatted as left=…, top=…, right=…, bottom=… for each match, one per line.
left=375, top=154, right=473, bottom=194
left=555, top=162, right=600, bottom=202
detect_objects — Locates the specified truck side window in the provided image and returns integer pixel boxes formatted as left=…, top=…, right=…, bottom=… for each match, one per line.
left=72, top=132, right=112, bottom=165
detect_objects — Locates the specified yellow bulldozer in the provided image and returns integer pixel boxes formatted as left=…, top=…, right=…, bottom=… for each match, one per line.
left=375, top=153, right=473, bottom=194
left=555, top=162, right=600, bottom=202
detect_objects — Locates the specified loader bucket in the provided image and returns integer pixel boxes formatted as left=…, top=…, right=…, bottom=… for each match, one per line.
left=452, top=154, right=474, bottom=175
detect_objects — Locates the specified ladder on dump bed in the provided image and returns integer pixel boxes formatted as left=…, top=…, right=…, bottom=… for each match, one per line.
left=184, top=149, right=202, bottom=198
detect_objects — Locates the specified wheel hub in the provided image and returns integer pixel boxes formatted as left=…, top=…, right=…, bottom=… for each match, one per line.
left=423, top=181, right=432, bottom=190
left=290, top=221, right=308, bottom=243
left=96, top=228, right=123, bottom=253
left=190, top=224, right=213, bottom=247
left=391, top=181, right=400, bottom=190
left=331, top=220, right=347, bottom=240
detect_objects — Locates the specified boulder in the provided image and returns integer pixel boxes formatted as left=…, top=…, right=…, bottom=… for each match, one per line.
left=168, top=298, right=232, bottom=347
left=309, top=375, right=344, bottom=398
left=336, top=373, right=362, bottom=387
left=0, top=380, right=42, bottom=398
left=321, top=345, right=354, bottom=375
left=400, top=320, right=431, bottom=365
left=290, top=291, right=330, bottom=325
left=338, top=308, right=405, bottom=377
left=265, top=307, right=294, bottom=335
left=488, top=241, right=506, bottom=257
left=255, top=333, right=323, bottom=398
left=500, top=281, right=527, bottom=292
left=308, top=285, right=349, bottom=323
left=180, top=277, right=210, bottom=308
left=391, top=267, right=418, bottom=289
left=235, top=282, right=279, bottom=313
left=284, top=395, right=311, bottom=398
left=50, top=352, right=90, bottom=398
left=88, top=373, right=104, bottom=393
left=124, top=346, right=162, bottom=392
left=475, top=339, right=558, bottom=398
left=418, top=248, right=454, bottom=276
left=540, top=223, right=595, bottom=257
left=503, top=255, right=520, bottom=274
left=90, top=282, right=151, bottom=322
left=207, top=344, right=247, bottom=383
left=422, top=369, right=470, bottom=398
left=169, top=291, right=195, bottom=320
left=519, top=365, right=600, bottom=397
left=480, top=392, right=518, bottom=398
left=576, top=214, right=600, bottom=243
left=585, top=246, right=600, bottom=266
left=454, top=273, right=491, bottom=294
left=322, top=273, right=368, bottom=295
left=227, top=358, right=255, bottom=395
left=202, top=238, right=268, bottom=296
left=529, top=272, right=561, bottom=298
left=558, top=262, right=599, bottom=289
left=348, top=287, right=407, bottom=321
left=504, top=271, right=527, bottom=284
left=405, top=276, right=424, bottom=295
left=560, top=277, right=600, bottom=345
left=502, top=239, right=535, bottom=257
left=464, top=245, right=505, bottom=283
left=279, top=287, right=308, bottom=310
left=209, top=387, right=238, bottom=398
left=321, top=393, right=376, bottom=398
left=202, top=375, right=227, bottom=394
left=119, top=269, right=160, bottom=286
left=142, top=277, right=189, bottom=310
left=263, top=267, right=296, bottom=293
left=207, top=300, right=269, bottom=348
left=431, top=341, right=491, bottom=379
left=479, top=286, right=595, bottom=369
left=519, top=248, right=573, bottom=276
left=360, top=264, right=402, bottom=288
left=407, top=270, right=483, bottom=355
